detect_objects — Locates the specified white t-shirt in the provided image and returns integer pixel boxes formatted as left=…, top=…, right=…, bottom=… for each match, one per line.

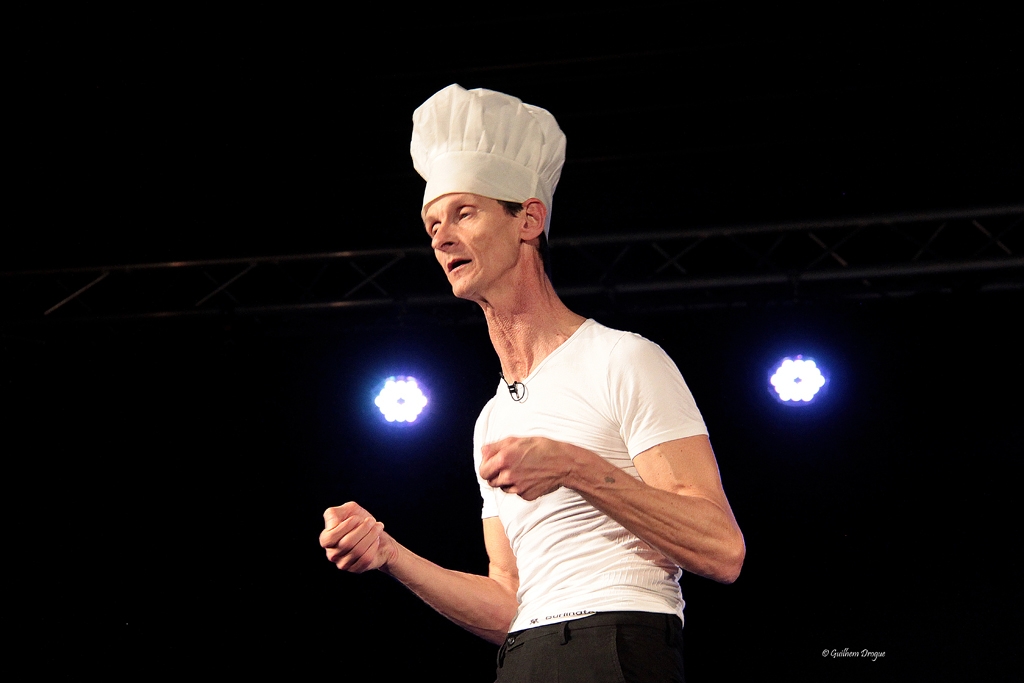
left=473, top=319, right=708, bottom=632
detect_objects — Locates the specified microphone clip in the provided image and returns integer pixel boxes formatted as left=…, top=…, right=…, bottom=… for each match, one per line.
left=500, top=371, right=527, bottom=402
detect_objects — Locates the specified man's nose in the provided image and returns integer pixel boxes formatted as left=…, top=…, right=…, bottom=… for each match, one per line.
left=431, top=221, right=455, bottom=251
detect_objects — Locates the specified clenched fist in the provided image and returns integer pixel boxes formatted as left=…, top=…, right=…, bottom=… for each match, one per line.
left=320, top=502, right=395, bottom=573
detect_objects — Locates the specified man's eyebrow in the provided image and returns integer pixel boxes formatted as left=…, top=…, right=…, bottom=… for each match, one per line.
left=424, top=205, right=444, bottom=223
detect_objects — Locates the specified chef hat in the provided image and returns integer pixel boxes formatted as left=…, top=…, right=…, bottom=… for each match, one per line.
left=411, top=84, right=566, bottom=237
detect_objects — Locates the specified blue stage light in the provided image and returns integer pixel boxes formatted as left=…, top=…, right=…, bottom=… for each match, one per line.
left=769, top=356, right=827, bottom=404
left=374, top=376, right=429, bottom=422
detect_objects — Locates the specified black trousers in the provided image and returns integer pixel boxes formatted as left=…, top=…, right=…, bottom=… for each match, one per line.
left=495, top=611, right=684, bottom=683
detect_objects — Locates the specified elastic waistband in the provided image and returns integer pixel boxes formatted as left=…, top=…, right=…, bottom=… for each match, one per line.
left=507, top=611, right=680, bottom=645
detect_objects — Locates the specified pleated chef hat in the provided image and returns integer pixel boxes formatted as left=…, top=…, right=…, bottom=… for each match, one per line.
left=411, top=84, right=566, bottom=237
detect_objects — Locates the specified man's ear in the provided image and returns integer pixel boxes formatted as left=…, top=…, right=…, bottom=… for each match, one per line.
left=519, top=198, right=547, bottom=241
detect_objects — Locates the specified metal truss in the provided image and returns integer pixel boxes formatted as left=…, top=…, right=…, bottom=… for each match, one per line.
left=551, top=206, right=1023, bottom=312
left=3, top=206, right=1021, bottom=327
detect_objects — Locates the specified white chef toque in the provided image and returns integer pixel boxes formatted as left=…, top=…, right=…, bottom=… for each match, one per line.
left=411, top=84, right=567, bottom=237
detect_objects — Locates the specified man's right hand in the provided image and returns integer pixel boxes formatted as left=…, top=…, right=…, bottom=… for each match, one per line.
left=320, top=502, right=396, bottom=573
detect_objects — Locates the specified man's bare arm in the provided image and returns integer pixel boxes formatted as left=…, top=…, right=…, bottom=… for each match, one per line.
left=320, top=503, right=518, bottom=644
left=479, top=434, right=745, bottom=584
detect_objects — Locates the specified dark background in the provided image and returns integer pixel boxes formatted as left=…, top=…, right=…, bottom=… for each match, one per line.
left=5, top=6, right=1021, bottom=681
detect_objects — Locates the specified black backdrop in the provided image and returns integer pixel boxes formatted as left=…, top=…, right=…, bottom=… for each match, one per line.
left=5, top=6, right=1022, bottom=681
left=7, top=294, right=1021, bottom=680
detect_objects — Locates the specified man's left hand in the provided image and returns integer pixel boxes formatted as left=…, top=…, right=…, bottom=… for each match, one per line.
left=479, top=436, right=575, bottom=501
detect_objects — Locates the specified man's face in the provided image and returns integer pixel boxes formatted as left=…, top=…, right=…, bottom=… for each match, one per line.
left=422, top=193, right=522, bottom=301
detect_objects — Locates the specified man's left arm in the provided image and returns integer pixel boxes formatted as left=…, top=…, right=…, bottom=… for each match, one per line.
left=479, top=434, right=745, bottom=584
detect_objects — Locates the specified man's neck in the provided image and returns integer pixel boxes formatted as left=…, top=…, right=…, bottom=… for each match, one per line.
left=478, top=274, right=585, bottom=383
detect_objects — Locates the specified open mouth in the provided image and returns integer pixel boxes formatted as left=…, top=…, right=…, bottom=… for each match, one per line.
left=448, top=258, right=471, bottom=273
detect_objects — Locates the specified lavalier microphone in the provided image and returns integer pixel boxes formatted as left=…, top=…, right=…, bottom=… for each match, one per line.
left=500, top=372, right=527, bottom=402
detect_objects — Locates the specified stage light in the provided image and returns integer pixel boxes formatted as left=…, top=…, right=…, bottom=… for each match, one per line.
left=374, top=376, right=429, bottom=422
left=770, top=356, right=827, bottom=404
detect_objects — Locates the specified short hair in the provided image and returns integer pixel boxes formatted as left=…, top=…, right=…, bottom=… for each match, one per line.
left=498, top=200, right=552, bottom=280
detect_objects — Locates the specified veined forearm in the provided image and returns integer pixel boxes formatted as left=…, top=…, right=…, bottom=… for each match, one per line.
left=565, top=447, right=745, bottom=583
left=379, top=540, right=518, bottom=644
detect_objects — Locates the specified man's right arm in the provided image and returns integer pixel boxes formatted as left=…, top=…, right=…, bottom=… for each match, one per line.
left=320, top=502, right=518, bottom=645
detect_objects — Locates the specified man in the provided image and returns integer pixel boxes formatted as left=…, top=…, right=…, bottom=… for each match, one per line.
left=320, top=84, right=744, bottom=682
